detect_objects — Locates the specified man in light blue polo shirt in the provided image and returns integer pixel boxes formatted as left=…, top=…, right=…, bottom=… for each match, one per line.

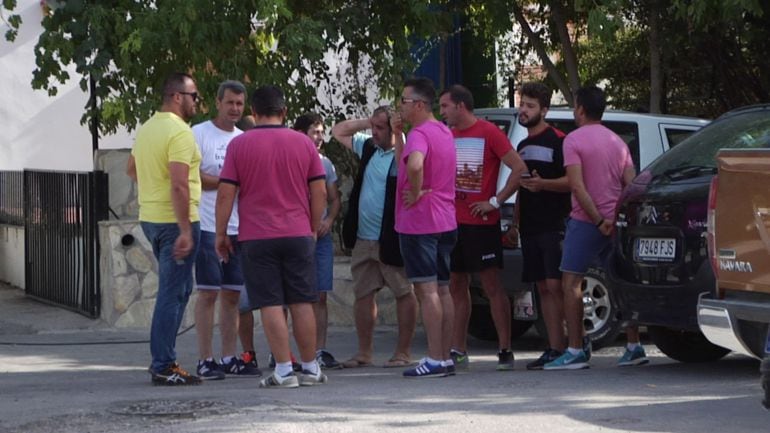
left=331, top=107, right=418, bottom=369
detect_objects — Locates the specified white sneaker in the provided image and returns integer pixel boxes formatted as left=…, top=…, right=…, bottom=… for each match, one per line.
left=259, top=372, right=299, bottom=388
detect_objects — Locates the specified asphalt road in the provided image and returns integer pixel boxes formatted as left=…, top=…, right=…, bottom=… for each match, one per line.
left=1, top=320, right=767, bottom=433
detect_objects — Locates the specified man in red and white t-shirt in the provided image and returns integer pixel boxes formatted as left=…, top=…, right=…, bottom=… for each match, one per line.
left=439, top=84, right=527, bottom=371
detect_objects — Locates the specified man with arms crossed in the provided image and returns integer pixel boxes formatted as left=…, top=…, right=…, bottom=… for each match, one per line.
left=192, top=80, right=261, bottom=380
left=331, top=107, right=418, bottom=369
left=394, top=77, right=458, bottom=378
left=127, top=72, right=202, bottom=386
left=439, top=84, right=526, bottom=371
left=215, top=85, right=328, bottom=388
left=544, top=86, right=647, bottom=370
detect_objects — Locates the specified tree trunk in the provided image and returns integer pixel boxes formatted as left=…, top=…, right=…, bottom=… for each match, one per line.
left=548, top=0, right=580, bottom=97
left=512, top=1, right=574, bottom=106
left=648, top=0, right=663, bottom=113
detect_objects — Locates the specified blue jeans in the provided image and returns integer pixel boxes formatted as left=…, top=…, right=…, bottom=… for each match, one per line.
left=141, top=221, right=200, bottom=373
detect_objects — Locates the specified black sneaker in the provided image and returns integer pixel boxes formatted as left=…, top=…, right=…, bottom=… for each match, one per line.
left=583, top=336, right=593, bottom=361
left=151, top=362, right=202, bottom=386
left=316, top=350, right=342, bottom=369
left=526, top=348, right=564, bottom=370
left=268, top=352, right=302, bottom=372
left=221, top=354, right=262, bottom=377
left=239, top=351, right=263, bottom=376
left=496, top=349, right=515, bottom=371
left=196, top=359, right=225, bottom=380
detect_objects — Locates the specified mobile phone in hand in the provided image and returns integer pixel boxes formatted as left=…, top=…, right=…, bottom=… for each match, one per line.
left=520, top=172, right=532, bottom=179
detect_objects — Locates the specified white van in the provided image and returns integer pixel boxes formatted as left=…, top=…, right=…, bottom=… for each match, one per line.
left=468, top=107, right=710, bottom=348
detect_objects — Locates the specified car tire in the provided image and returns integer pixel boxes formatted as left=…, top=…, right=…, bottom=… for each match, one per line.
left=468, top=302, right=533, bottom=342
left=582, top=267, right=623, bottom=350
left=648, top=325, right=730, bottom=363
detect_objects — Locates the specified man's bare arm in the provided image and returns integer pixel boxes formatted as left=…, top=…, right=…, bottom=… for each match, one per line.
left=331, top=118, right=370, bottom=150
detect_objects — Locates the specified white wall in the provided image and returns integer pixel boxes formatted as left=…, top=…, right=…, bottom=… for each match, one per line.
left=0, top=225, right=24, bottom=288
left=0, top=1, right=132, bottom=172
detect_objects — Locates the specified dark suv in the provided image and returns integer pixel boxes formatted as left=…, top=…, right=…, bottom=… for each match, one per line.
left=608, top=104, right=770, bottom=362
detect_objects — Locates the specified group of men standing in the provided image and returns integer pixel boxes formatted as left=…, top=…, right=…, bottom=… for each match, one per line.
left=129, top=71, right=649, bottom=387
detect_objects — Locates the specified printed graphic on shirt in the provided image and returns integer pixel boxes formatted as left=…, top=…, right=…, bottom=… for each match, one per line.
left=456, top=137, right=485, bottom=193
left=519, top=145, right=555, bottom=163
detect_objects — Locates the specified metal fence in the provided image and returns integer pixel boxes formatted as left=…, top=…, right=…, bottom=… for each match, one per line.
left=0, top=170, right=24, bottom=226
left=24, top=170, right=108, bottom=318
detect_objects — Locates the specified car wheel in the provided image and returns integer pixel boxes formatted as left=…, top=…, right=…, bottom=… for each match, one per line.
left=582, top=267, right=623, bottom=350
left=648, top=326, right=730, bottom=362
left=468, top=302, right=533, bottom=342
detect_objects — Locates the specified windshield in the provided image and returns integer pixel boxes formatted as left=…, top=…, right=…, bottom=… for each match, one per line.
left=646, top=108, right=770, bottom=177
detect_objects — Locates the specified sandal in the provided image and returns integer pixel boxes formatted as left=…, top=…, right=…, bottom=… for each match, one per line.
left=383, top=357, right=414, bottom=368
left=341, top=358, right=373, bottom=368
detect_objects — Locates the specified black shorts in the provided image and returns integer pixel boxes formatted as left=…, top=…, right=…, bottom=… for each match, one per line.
left=450, top=224, right=503, bottom=273
left=520, top=231, right=563, bottom=283
left=240, top=236, right=319, bottom=309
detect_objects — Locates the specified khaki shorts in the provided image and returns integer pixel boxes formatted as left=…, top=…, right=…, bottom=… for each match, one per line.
left=351, top=239, right=412, bottom=299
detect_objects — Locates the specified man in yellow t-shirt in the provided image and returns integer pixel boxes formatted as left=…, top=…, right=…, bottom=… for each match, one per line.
left=127, top=72, right=203, bottom=386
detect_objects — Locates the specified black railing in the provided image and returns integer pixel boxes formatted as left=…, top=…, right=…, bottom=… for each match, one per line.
left=24, top=170, right=108, bottom=318
left=0, top=170, right=24, bottom=226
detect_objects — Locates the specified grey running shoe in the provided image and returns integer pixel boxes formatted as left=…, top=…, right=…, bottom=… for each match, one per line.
left=299, top=369, right=329, bottom=386
left=259, top=371, right=299, bottom=388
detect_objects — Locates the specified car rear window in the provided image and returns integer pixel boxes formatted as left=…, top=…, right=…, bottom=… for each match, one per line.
left=646, top=109, right=770, bottom=176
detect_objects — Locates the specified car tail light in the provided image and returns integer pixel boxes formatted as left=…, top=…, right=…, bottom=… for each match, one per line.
left=706, top=175, right=718, bottom=280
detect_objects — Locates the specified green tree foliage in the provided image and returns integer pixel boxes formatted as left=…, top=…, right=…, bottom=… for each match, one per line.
left=2, top=0, right=460, bottom=135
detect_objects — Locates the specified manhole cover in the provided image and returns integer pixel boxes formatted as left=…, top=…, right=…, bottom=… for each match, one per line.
left=109, top=399, right=235, bottom=418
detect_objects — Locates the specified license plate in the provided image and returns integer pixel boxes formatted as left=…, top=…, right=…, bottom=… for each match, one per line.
left=635, top=237, right=676, bottom=262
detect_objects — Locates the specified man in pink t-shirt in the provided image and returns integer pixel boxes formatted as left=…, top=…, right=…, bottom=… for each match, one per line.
left=215, top=85, right=329, bottom=388
left=393, top=77, right=457, bottom=378
left=544, top=86, right=645, bottom=370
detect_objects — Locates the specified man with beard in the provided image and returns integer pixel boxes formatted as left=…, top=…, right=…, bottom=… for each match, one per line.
left=127, top=72, right=203, bottom=385
left=438, top=84, right=526, bottom=371
left=508, top=82, right=571, bottom=370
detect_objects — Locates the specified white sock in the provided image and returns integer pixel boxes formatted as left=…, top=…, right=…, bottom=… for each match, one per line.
left=302, top=360, right=320, bottom=375
left=221, top=356, right=234, bottom=364
left=426, top=357, right=441, bottom=366
left=567, top=347, right=582, bottom=356
left=442, top=359, right=455, bottom=367
left=275, top=361, right=293, bottom=377
left=627, top=343, right=641, bottom=351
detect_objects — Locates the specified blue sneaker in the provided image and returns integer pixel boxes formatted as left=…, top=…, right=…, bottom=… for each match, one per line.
left=617, top=345, right=649, bottom=367
left=543, top=350, right=590, bottom=370
left=442, top=360, right=456, bottom=377
left=403, top=358, right=446, bottom=378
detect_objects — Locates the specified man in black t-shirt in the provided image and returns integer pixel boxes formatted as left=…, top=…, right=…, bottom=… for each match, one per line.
left=510, top=83, right=572, bottom=370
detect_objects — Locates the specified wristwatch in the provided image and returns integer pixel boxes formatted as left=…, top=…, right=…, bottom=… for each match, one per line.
left=488, top=196, right=500, bottom=209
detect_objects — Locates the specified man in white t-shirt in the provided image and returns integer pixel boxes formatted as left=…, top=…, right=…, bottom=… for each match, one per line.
left=192, top=80, right=261, bottom=379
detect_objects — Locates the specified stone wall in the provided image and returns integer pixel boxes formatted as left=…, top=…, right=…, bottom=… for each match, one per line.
left=98, top=220, right=400, bottom=329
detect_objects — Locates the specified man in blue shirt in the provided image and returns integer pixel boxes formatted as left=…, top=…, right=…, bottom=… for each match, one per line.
left=331, top=107, right=418, bottom=368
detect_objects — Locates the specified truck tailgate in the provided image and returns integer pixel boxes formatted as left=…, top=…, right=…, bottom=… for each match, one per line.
left=715, top=149, right=770, bottom=295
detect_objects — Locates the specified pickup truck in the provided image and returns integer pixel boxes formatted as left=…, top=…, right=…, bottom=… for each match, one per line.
left=698, top=148, right=770, bottom=409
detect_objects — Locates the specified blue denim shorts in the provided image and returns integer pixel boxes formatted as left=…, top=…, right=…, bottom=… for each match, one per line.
left=399, top=230, right=458, bottom=285
left=560, top=218, right=611, bottom=275
left=315, top=234, right=334, bottom=292
left=194, top=231, right=244, bottom=291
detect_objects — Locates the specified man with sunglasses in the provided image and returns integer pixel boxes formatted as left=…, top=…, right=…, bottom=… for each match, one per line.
left=127, top=72, right=203, bottom=386
left=393, top=77, right=458, bottom=378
